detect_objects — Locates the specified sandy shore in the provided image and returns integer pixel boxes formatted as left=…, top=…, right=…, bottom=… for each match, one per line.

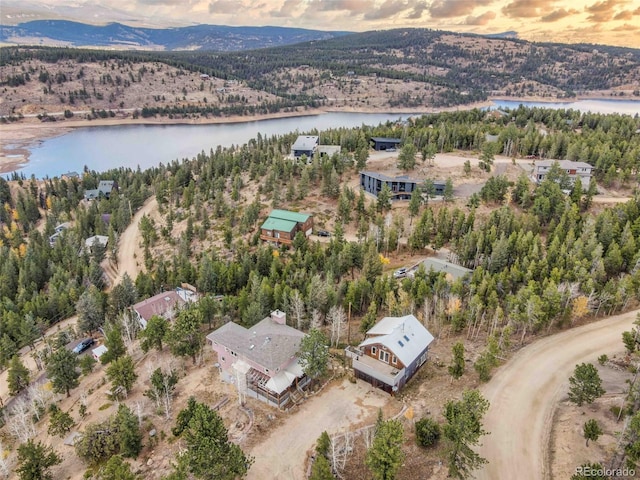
left=0, top=94, right=631, bottom=175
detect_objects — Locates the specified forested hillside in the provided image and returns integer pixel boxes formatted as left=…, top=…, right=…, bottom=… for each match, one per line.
left=1, top=29, right=639, bottom=120
left=2, top=105, right=640, bottom=477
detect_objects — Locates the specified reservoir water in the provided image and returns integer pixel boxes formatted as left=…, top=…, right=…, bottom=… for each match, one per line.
left=14, top=112, right=410, bottom=179
left=8, top=99, right=640, bottom=179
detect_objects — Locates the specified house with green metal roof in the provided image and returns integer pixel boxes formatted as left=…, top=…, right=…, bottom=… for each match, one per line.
left=260, top=209, right=314, bottom=245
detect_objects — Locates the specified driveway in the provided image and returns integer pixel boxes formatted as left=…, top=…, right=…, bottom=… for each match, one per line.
left=246, top=379, right=389, bottom=480
left=476, top=309, right=637, bottom=480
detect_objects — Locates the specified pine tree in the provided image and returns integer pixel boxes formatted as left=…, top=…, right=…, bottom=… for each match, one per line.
left=16, top=440, right=62, bottom=480
left=8, top=355, right=30, bottom=395
left=46, top=347, right=80, bottom=397
left=366, top=418, right=405, bottom=480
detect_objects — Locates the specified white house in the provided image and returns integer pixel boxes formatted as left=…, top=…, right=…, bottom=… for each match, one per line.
left=531, top=160, right=593, bottom=185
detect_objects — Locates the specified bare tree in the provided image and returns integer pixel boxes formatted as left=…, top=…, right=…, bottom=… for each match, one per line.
left=328, top=305, right=346, bottom=348
left=0, top=439, right=12, bottom=479
left=330, top=431, right=354, bottom=479
left=310, top=309, right=323, bottom=330
left=288, top=290, right=307, bottom=330
left=119, top=310, right=139, bottom=350
left=144, top=360, right=178, bottom=420
left=6, top=398, right=36, bottom=442
left=28, top=383, right=53, bottom=422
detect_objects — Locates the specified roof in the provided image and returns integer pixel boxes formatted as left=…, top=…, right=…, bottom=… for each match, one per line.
left=85, top=235, right=109, bottom=248
left=92, top=345, right=108, bottom=357
left=261, top=217, right=297, bottom=233
left=98, top=180, right=115, bottom=192
left=206, top=316, right=305, bottom=372
left=360, top=315, right=434, bottom=366
left=292, top=135, right=319, bottom=151
left=317, top=145, right=341, bottom=155
left=417, top=258, right=472, bottom=280
left=132, top=290, right=185, bottom=322
left=269, top=209, right=311, bottom=223
left=360, top=171, right=421, bottom=184
left=535, top=160, right=592, bottom=170
left=371, top=137, right=402, bottom=143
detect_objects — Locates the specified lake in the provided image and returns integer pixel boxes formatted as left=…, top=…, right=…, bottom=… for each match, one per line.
left=8, top=99, right=640, bottom=178
left=12, top=112, right=411, bottom=179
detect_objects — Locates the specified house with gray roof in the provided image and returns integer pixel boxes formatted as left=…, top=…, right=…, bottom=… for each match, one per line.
left=132, top=287, right=198, bottom=329
left=370, top=137, right=401, bottom=151
left=360, top=171, right=446, bottom=200
left=346, top=314, right=434, bottom=394
left=531, top=160, right=593, bottom=186
left=408, top=257, right=473, bottom=281
left=291, top=135, right=319, bottom=158
left=206, top=310, right=310, bottom=408
left=260, top=209, right=313, bottom=246
left=84, top=180, right=117, bottom=200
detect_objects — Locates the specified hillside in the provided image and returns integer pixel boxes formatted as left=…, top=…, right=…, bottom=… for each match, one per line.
left=0, top=20, right=351, bottom=51
left=1, top=29, right=639, bottom=123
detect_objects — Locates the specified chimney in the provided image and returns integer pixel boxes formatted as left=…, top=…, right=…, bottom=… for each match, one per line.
left=271, top=309, right=286, bottom=325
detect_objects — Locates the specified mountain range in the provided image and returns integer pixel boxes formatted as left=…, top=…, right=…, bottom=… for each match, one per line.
left=0, top=20, right=351, bottom=51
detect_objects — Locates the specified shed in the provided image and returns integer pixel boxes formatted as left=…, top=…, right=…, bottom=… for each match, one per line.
left=92, top=345, right=108, bottom=361
left=370, top=137, right=401, bottom=151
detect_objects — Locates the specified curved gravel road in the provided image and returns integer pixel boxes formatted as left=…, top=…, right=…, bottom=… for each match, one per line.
left=476, top=309, right=637, bottom=480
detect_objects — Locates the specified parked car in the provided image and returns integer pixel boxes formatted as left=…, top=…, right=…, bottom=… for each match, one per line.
left=317, top=230, right=331, bottom=237
left=393, top=268, right=407, bottom=279
left=72, top=338, right=95, bottom=354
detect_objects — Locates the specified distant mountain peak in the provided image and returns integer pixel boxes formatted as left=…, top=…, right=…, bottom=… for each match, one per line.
left=482, top=31, right=519, bottom=39
left=0, top=20, right=351, bottom=51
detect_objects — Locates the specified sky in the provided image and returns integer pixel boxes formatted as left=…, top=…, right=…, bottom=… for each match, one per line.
left=4, top=0, right=640, bottom=47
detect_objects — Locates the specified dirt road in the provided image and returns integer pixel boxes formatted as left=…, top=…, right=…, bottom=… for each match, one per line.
left=476, top=309, right=638, bottom=480
left=246, top=379, right=389, bottom=480
left=114, top=196, right=157, bottom=284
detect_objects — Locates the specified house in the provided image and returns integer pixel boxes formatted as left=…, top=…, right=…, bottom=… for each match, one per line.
left=346, top=315, right=434, bottom=394
left=291, top=135, right=319, bottom=158
left=260, top=209, right=313, bottom=245
left=317, top=145, right=341, bottom=158
left=84, top=235, right=109, bottom=253
left=370, top=137, right=401, bottom=151
left=408, top=257, right=472, bottom=281
left=360, top=171, right=419, bottom=200
left=531, top=160, right=593, bottom=185
left=84, top=180, right=117, bottom=200
left=132, top=287, right=198, bottom=329
left=49, top=222, right=71, bottom=246
left=206, top=310, right=310, bottom=408
left=92, top=345, right=108, bottom=361
left=360, top=171, right=446, bottom=200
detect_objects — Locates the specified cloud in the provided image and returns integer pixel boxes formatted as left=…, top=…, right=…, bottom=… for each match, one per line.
left=613, top=9, right=633, bottom=20
left=585, top=0, right=627, bottom=23
left=406, top=0, right=428, bottom=19
left=540, top=8, right=578, bottom=22
left=364, top=0, right=410, bottom=20
left=613, top=23, right=639, bottom=30
left=464, top=10, right=496, bottom=25
left=208, top=0, right=240, bottom=14
left=305, top=0, right=373, bottom=14
left=428, top=0, right=494, bottom=19
left=270, top=0, right=304, bottom=18
left=502, top=0, right=557, bottom=18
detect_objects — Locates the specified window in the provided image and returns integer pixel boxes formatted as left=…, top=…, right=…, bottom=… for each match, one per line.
left=380, top=351, right=390, bottom=363
left=403, top=335, right=410, bottom=342
left=275, top=231, right=280, bottom=238
left=398, top=340, right=404, bottom=347
left=371, top=346, right=377, bottom=355
left=221, top=356, right=225, bottom=362
left=392, top=355, right=397, bottom=365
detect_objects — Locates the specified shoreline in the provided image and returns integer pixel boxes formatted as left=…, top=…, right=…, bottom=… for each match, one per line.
left=2, top=96, right=638, bottom=175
